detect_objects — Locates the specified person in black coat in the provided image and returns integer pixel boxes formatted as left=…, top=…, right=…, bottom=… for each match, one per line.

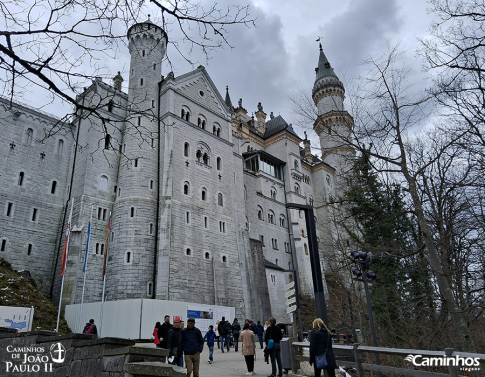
left=264, top=316, right=283, bottom=377
left=309, top=318, right=337, bottom=377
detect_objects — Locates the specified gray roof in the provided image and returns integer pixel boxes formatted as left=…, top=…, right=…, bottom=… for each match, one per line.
left=315, top=45, right=338, bottom=82
left=264, top=259, right=286, bottom=271
left=263, top=115, right=300, bottom=139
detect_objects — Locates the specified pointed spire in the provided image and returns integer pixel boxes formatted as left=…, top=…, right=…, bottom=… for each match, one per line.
left=315, top=44, right=338, bottom=82
left=225, top=85, right=233, bottom=111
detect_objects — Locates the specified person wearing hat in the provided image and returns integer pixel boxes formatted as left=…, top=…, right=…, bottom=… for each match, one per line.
left=167, top=316, right=184, bottom=367
left=181, top=317, right=204, bottom=377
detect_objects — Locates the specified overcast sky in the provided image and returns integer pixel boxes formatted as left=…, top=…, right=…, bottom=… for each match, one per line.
left=22, top=0, right=436, bottom=139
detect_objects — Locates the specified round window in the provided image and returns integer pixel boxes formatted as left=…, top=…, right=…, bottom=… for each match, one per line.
left=199, top=90, right=205, bottom=97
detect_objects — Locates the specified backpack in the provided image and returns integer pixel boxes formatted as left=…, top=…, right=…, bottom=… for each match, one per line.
left=83, top=324, right=94, bottom=334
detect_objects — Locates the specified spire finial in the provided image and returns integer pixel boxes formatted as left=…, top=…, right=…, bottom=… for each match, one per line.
left=304, top=131, right=307, bottom=140
left=226, top=85, right=229, bottom=92
left=148, top=14, right=151, bottom=21
left=319, top=43, right=322, bottom=51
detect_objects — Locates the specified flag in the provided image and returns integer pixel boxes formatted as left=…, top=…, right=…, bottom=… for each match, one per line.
left=102, top=212, right=111, bottom=278
left=82, top=206, right=93, bottom=273
left=61, top=199, right=74, bottom=276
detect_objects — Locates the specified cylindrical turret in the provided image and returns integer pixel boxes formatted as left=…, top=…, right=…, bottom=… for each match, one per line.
left=107, top=18, right=167, bottom=300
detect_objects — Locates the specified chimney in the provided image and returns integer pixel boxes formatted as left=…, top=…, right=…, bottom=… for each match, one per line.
left=112, top=71, right=123, bottom=91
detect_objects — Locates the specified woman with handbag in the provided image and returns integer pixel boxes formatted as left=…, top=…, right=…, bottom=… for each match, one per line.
left=241, top=323, right=256, bottom=375
left=309, top=318, right=337, bottom=377
left=264, top=316, right=282, bottom=377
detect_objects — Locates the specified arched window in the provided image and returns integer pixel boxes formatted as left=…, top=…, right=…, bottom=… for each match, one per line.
left=181, top=109, right=185, bottom=118
left=202, top=153, right=209, bottom=165
left=196, top=150, right=202, bottom=162
left=202, top=120, right=206, bottom=130
left=279, top=215, right=285, bottom=227
left=268, top=211, right=275, bottom=224
left=184, top=142, right=190, bottom=157
left=270, top=187, right=277, bottom=200
left=51, top=181, right=57, bottom=194
left=100, top=175, right=108, bottom=191
left=222, top=256, right=227, bottom=263
left=218, top=193, right=223, bottom=206
left=216, top=157, right=222, bottom=171
left=184, top=182, right=189, bottom=195
left=294, top=183, right=300, bottom=194
left=258, top=207, right=263, bottom=220
left=294, top=160, right=299, bottom=171
left=216, top=128, right=220, bottom=137
left=18, top=172, right=24, bottom=186
left=57, top=139, right=64, bottom=154
left=186, top=248, right=191, bottom=256
left=26, top=128, right=33, bottom=145
left=126, top=251, right=131, bottom=264
left=201, top=188, right=207, bottom=201
left=205, top=252, right=210, bottom=259
left=104, top=134, right=111, bottom=150
left=213, top=125, right=217, bottom=134
left=198, top=118, right=202, bottom=127
left=186, top=112, right=190, bottom=122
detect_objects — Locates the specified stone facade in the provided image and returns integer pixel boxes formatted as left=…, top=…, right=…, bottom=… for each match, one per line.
left=0, top=21, right=352, bottom=322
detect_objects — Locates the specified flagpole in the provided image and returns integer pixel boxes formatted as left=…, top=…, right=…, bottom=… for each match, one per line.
left=99, top=211, right=111, bottom=338
left=79, top=205, right=93, bottom=332
left=56, top=198, right=74, bottom=333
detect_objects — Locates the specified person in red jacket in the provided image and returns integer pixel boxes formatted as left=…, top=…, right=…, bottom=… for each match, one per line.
left=153, top=321, right=162, bottom=348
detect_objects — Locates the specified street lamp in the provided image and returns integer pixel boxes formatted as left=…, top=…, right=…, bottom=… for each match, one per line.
left=350, top=250, right=381, bottom=375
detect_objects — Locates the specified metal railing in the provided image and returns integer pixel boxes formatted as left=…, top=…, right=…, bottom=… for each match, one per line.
left=291, top=341, right=485, bottom=377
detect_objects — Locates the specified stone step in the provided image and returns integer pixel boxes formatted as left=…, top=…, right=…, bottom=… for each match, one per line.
left=104, top=345, right=169, bottom=363
left=125, top=361, right=186, bottom=377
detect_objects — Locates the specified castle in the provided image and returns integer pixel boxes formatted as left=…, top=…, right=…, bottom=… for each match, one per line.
left=0, top=19, right=353, bottom=322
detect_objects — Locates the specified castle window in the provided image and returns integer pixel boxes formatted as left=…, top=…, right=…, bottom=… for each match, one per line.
left=301, top=229, right=306, bottom=237
left=186, top=211, right=190, bottom=224
left=114, top=185, right=117, bottom=194
left=130, top=207, right=135, bottom=217
left=218, top=193, right=223, bottom=206
left=150, top=180, right=154, bottom=189
left=104, top=134, right=111, bottom=149
left=219, top=221, right=226, bottom=233
left=202, top=153, right=209, bottom=165
left=304, top=243, right=309, bottom=255
left=270, top=188, right=276, bottom=200
left=27, top=244, right=32, bottom=255
left=134, top=158, right=138, bottom=167
left=6, top=202, right=13, bottom=217
left=101, top=244, right=104, bottom=255
left=138, top=117, right=141, bottom=126
left=186, top=112, right=190, bottom=122
left=1, top=239, right=6, bottom=251
left=204, top=216, right=208, bottom=228
left=260, top=235, right=265, bottom=246
left=213, top=125, right=217, bottom=134
left=222, top=255, right=227, bottom=263
left=181, top=109, right=185, bottom=118
left=309, top=197, right=314, bottom=206
left=184, top=142, right=190, bottom=157
left=108, top=100, right=114, bottom=112
left=275, top=258, right=278, bottom=265
left=147, top=282, right=153, bottom=296
left=268, top=211, right=275, bottom=224
left=216, top=157, right=222, bottom=171
left=100, top=175, right=108, bottom=191
left=294, top=183, right=300, bottom=194
left=31, top=208, right=38, bottom=222
left=26, top=128, right=33, bottom=145
left=184, top=182, right=189, bottom=195
left=95, top=243, right=100, bottom=254
left=118, top=188, right=121, bottom=197
left=294, top=160, right=299, bottom=171
left=149, top=223, right=154, bottom=235
left=257, top=207, right=263, bottom=220
left=216, top=128, right=220, bottom=137
left=151, top=138, right=155, bottom=147
left=272, top=238, right=278, bottom=250
left=279, top=215, right=285, bottom=227
left=198, top=118, right=201, bottom=127
left=123, top=144, right=126, bottom=153
left=201, top=188, right=207, bottom=201
left=151, top=99, right=155, bottom=108
left=142, top=49, right=145, bottom=57
left=57, top=139, right=64, bottom=154
left=186, top=248, right=191, bottom=256
left=140, top=78, right=144, bottom=86
left=126, top=251, right=131, bottom=263
left=18, top=172, right=24, bottom=186
left=271, top=274, right=276, bottom=284
left=153, top=63, right=156, bottom=70
left=205, top=252, right=210, bottom=259
left=196, top=150, right=202, bottom=162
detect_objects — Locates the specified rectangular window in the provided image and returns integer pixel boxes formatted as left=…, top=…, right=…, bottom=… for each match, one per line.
left=150, top=180, right=154, bottom=189
left=6, top=202, right=13, bottom=217
left=119, top=144, right=122, bottom=152
left=186, top=211, right=190, bottom=224
left=114, top=185, right=117, bottom=194
left=98, top=208, right=102, bottom=220
left=123, top=144, right=126, bottom=153
left=151, top=100, right=155, bottom=108
left=103, top=209, right=107, bottom=221
left=260, top=235, right=265, bottom=247
left=204, top=216, right=208, bottom=228
left=149, top=223, right=153, bottom=235
left=1, top=239, right=6, bottom=251
left=32, top=208, right=38, bottom=222
left=101, top=244, right=105, bottom=255
left=138, top=117, right=141, bottom=126
left=27, top=244, right=32, bottom=255
left=219, top=221, right=226, bottom=233
left=134, top=158, right=138, bottom=168
left=118, top=188, right=121, bottom=197
left=151, top=138, right=155, bottom=147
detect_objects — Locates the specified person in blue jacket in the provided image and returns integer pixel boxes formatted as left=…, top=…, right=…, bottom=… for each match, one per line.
left=255, top=320, right=264, bottom=349
left=182, top=318, right=204, bottom=377
left=203, top=325, right=216, bottom=364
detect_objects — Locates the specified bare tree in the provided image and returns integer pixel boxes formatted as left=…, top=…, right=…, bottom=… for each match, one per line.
left=0, top=0, right=255, bottom=117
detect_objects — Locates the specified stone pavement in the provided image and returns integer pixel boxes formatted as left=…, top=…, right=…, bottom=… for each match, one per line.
left=138, top=342, right=306, bottom=377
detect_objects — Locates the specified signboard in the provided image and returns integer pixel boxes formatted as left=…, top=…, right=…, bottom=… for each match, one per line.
left=284, top=281, right=295, bottom=290
left=286, top=305, right=297, bottom=314
left=0, top=306, right=34, bottom=332
left=187, top=305, right=230, bottom=331
left=284, top=289, right=295, bottom=298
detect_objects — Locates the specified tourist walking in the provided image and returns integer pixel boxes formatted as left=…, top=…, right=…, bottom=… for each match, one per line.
left=309, top=318, right=337, bottom=377
left=241, top=323, right=256, bottom=376
left=203, top=325, right=216, bottom=364
left=218, top=316, right=231, bottom=352
left=167, top=317, right=184, bottom=367
left=264, top=316, right=282, bottom=377
left=181, top=318, right=204, bottom=377
left=231, top=318, right=241, bottom=352
left=215, top=320, right=220, bottom=349
left=153, top=321, right=162, bottom=348
left=159, top=315, right=173, bottom=349
left=256, top=320, right=264, bottom=349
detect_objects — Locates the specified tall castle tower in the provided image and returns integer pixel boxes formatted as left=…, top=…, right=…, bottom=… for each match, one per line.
left=108, top=18, right=167, bottom=299
left=312, top=44, right=353, bottom=172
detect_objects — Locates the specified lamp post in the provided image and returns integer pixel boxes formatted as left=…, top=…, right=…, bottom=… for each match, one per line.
left=350, top=250, right=381, bottom=375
